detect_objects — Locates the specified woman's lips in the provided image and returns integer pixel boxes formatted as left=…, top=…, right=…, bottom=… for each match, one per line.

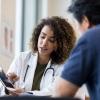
left=40, top=47, right=48, bottom=52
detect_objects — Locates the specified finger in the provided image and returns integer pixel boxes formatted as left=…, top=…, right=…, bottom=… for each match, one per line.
left=7, top=73, right=19, bottom=82
left=9, top=91, right=19, bottom=96
left=7, top=73, right=17, bottom=78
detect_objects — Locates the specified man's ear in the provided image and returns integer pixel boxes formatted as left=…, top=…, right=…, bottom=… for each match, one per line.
left=81, top=16, right=90, bottom=31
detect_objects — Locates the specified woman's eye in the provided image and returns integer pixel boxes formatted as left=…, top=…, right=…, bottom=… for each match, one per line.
left=41, top=36, right=45, bottom=39
left=49, top=39, right=55, bottom=43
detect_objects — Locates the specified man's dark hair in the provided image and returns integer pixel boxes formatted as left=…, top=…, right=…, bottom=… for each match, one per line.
left=68, top=0, right=100, bottom=25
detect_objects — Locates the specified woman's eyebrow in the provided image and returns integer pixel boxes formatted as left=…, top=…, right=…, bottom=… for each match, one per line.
left=50, top=36, right=55, bottom=39
left=41, top=32, right=46, bottom=35
left=41, top=32, right=55, bottom=38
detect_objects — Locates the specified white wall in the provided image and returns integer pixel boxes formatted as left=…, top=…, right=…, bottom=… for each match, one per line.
left=41, top=0, right=71, bottom=18
left=15, top=0, right=23, bottom=54
left=23, top=0, right=37, bottom=50
left=40, top=0, right=81, bottom=39
left=48, top=0, right=71, bottom=18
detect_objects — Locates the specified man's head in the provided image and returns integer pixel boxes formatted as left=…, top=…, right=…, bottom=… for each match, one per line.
left=68, top=0, right=100, bottom=32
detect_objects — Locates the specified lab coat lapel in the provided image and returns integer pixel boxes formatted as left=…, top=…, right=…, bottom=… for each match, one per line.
left=40, top=59, right=52, bottom=89
left=24, top=52, right=38, bottom=91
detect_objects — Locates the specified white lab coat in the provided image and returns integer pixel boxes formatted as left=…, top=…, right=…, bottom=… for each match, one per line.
left=7, top=51, right=63, bottom=96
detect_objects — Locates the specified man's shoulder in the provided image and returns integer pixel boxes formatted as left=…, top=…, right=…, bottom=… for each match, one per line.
left=84, top=25, right=100, bottom=38
left=78, top=25, right=100, bottom=45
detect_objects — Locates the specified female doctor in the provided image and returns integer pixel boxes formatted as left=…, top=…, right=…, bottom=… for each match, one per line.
left=6, top=16, right=76, bottom=96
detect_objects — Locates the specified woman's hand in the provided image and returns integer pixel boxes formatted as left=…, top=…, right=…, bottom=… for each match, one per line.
left=7, top=73, right=19, bottom=83
left=8, top=87, right=24, bottom=96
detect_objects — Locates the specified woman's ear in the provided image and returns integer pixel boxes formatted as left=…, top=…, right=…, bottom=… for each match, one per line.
left=80, top=16, right=90, bottom=32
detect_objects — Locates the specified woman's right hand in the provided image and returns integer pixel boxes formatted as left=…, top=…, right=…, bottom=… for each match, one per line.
left=7, top=73, right=19, bottom=83
left=8, top=87, right=24, bottom=96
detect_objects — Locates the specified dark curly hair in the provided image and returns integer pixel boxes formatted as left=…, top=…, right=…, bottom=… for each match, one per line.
left=30, top=16, right=76, bottom=64
left=68, top=0, right=100, bottom=25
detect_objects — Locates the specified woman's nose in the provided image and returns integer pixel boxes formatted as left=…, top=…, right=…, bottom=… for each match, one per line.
left=42, top=39, right=48, bottom=46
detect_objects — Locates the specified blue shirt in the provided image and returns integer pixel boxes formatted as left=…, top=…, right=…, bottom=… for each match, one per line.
left=61, top=25, right=100, bottom=100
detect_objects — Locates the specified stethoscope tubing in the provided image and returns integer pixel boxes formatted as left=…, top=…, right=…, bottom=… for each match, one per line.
left=23, top=64, right=55, bottom=82
left=43, top=67, right=55, bottom=76
left=23, top=65, right=29, bottom=82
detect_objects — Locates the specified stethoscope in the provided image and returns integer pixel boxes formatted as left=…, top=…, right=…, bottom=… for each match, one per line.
left=23, top=64, right=55, bottom=82
left=43, top=65, right=55, bottom=77
left=23, top=65, right=30, bottom=82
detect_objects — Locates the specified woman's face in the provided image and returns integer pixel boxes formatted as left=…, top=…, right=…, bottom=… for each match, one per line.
left=38, top=25, right=57, bottom=57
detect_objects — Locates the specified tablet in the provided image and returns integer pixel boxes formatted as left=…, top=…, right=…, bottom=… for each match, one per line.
left=0, top=67, right=14, bottom=89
